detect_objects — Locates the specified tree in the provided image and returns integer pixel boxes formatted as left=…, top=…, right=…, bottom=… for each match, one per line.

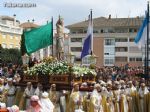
left=0, top=47, right=22, bottom=65
left=20, top=31, right=27, bottom=56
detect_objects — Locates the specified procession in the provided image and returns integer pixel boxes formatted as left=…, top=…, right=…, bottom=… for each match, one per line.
left=0, top=62, right=150, bottom=112
left=0, top=0, right=150, bottom=112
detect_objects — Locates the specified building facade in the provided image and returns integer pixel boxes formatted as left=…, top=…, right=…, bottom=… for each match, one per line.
left=0, top=16, right=22, bottom=49
left=66, top=16, right=144, bottom=67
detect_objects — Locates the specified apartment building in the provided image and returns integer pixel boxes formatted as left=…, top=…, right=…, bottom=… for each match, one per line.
left=0, top=16, right=22, bottom=49
left=66, top=15, right=144, bottom=67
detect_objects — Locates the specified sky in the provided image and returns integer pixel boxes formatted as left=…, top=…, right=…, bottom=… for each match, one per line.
left=0, top=0, right=148, bottom=28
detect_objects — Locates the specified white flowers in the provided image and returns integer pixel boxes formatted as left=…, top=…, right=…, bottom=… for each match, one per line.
left=72, top=65, right=97, bottom=77
left=25, top=61, right=97, bottom=77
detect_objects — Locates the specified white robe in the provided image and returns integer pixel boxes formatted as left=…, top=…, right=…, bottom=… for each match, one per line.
left=138, top=87, right=149, bottom=112
left=5, top=84, right=16, bottom=107
left=91, top=89, right=103, bottom=112
left=40, top=97, right=54, bottom=112
left=34, top=87, right=43, bottom=98
left=23, top=87, right=34, bottom=109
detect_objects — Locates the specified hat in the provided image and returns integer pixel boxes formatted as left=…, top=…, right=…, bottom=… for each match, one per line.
left=7, top=105, right=19, bottom=112
left=128, top=81, right=132, bottom=84
left=107, top=81, right=112, bottom=85
left=81, top=82, right=87, bottom=86
left=7, top=78, right=13, bottom=82
left=30, top=95, right=42, bottom=107
left=31, top=95, right=39, bottom=102
left=114, top=81, right=119, bottom=85
left=0, top=102, right=6, bottom=108
left=94, top=83, right=101, bottom=88
left=42, top=92, right=49, bottom=98
left=73, top=83, right=79, bottom=87
left=51, top=84, right=56, bottom=87
left=100, top=81, right=106, bottom=86
left=27, top=82, right=32, bottom=85
left=120, top=80, right=125, bottom=84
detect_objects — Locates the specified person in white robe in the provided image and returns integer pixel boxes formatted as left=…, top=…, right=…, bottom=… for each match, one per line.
left=40, top=91, right=54, bottom=112
left=90, top=83, right=103, bottom=112
left=125, top=81, right=137, bottom=112
left=5, top=78, right=16, bottom=107
left=106, top=85, right=114, bottom=112
left=138, top=83, right=149, bottom=112
left=113, top=81, right=121, bottom=112
left=49, top=84, right=61, bottom=112
left=120, top=89, right=128, bottom=112
left=23, top=82, right=34, bottom=109
left=69, top=83, right=83, bottom=112
left=34, top=83, right=43, bottom=98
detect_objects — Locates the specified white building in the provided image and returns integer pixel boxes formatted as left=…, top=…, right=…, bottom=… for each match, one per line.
left=0, top=15, right=22, bottom=49
left=66, top=16, right=148, bottom=67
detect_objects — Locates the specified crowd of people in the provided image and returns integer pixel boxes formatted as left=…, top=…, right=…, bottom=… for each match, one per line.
left=0, top=62, right=149, bottom=112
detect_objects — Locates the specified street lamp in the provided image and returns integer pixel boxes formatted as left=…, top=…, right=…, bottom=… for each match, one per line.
left=82, top=54, right=97, bottom=66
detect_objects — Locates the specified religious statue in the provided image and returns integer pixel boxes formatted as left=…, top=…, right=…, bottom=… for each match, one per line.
left=56, top=15, right=64, bottom=60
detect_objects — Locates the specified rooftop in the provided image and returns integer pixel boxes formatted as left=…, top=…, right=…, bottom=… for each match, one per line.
left=66, top=16, right=143, bottom=29
left=20, top=22, right=39, bottom=29
left=0, top=16, right=14, bottom=21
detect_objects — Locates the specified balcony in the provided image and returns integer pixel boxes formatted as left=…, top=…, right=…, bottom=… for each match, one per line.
left=115, top=52, right=128, bottom=56
left=115, top=42, right=128, bottom=47
left=0, top=24, right=22, bottom=34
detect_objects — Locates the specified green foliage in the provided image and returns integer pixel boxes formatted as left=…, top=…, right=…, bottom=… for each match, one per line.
left=0, top=46, right=22, bottom=65
left=20, top=32, right=27, bottom=55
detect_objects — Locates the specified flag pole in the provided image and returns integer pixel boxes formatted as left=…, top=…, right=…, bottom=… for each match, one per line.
left=51, top=17, right=54, bottom=57
left=90, top=9, right=93, bottom=55
left=146, top=1, right=149, bottom=79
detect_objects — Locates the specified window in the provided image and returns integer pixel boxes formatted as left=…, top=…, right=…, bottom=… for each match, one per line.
left=15, top=36, right=18, bottom=40
left=136, top=58, right=142, bottom=61
left=108, top=29, right=114, bottom=33
left=104, top=53, right=109, bottom=55
left=130, top=58, right=135, bottom=61
left=129, top=28, right=137, bottom=33
left=71, top=47, right=82, bottom=52
left=9, top=44, right=13, bottom=48
left=129, top=47, right=140, bottom=52
left=115, top=57, right=127, bottom=62
left=10, top=35, right=13, bottom=39
left=104, top=58, right=114, bottom=65
left=129, top=38, right=134, bottom=42
left=83, top=30, right=87, bottom=33
left=2, top=34, right=6, bottom=39
left=105, top=39, right=115, bottom=45
left=71, top=31, right=76, bottom=34
left=93, top=30, right=98, bottom=33
left=2, top=43, right=7, bottom=48
left=115, top=47, right=128, bottom=52
left=129, top=57, right=142, bottom=62
left=77, top=29, right=83, bottom=33
left=115, top=38, right=127, bottom=42
left=115, top=28, right=128, bottom=33
left=71, top=38, right=82, bottom=42
left=15, top=45, right=19, bottom=49
left=104, top=47, right=115, bottom=55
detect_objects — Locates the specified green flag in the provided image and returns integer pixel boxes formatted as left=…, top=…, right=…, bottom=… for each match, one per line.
left=25, top=22, right=53, bottom=54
